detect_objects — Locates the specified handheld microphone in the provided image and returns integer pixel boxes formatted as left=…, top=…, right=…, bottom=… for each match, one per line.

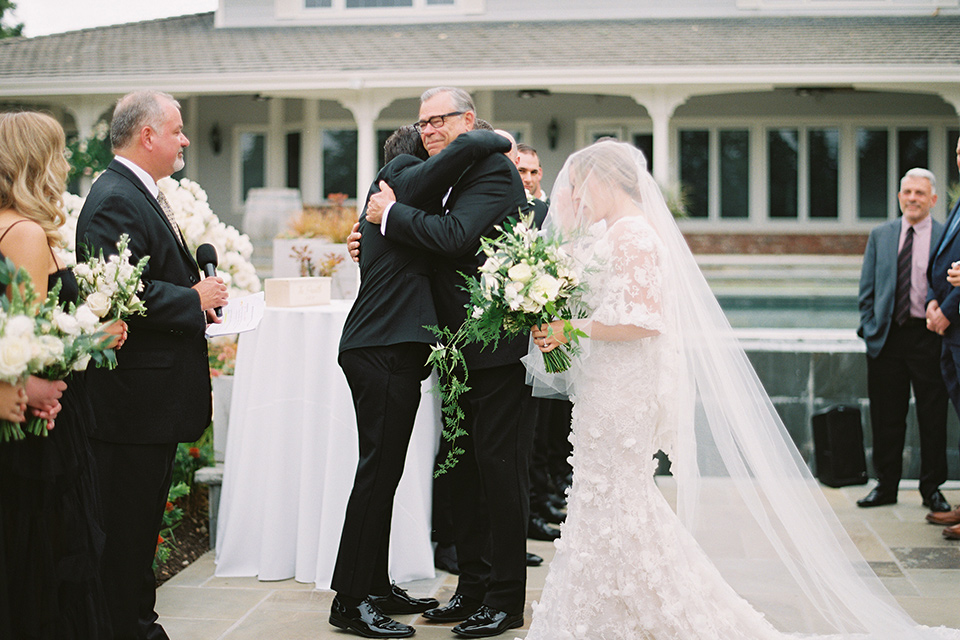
left=196, top=243, right=223, bottom=317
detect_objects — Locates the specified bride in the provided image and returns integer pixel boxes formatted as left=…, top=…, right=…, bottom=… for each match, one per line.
left=524, top=139, right=960, bottom=640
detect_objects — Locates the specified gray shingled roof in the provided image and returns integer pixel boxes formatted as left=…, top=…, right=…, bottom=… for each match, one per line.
left=0, top=13, right=957, bottom=82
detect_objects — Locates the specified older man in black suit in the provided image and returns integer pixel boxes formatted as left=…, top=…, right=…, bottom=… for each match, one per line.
left=330, top=126, right=510, bottom=639
left=77, top=90, right=228, bottom=640
left=857, top=168, right=949, bottom=513
left=365, top=87, right=532, bottom=638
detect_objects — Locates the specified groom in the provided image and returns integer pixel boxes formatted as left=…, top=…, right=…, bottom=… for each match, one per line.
left=365, top=86, right=533, bottom=638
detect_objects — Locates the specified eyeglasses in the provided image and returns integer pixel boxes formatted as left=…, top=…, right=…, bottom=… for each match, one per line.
left=414, top=111, right=464, bottom=133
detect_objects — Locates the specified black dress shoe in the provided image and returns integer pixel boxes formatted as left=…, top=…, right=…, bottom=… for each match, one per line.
left=452, top=605, right=523, bottom=638
left=422, top=593, right=482, bottom=622
left=329, top=597, right=415, bottom=638
left=525, top=552, right=542, bottom=567
left=434, top=542, right=459, bottom=575
left=368, top=583, right=440, bottom=615
left=923, top=490, right=951, bottom=513
left=535, top=501, right=567, bottom=525
left=857, top=487, right=897, bottom=508
left=527, top=515, right=560, bottom=541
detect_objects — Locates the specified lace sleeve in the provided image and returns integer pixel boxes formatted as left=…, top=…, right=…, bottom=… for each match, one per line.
left=589, top=218, right=664, bottom=335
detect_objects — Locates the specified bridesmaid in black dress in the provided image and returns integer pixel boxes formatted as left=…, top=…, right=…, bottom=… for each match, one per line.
left=0, top=111, right=125, bottom=639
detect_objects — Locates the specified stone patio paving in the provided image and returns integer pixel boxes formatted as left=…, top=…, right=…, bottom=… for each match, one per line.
left=157, top=482, right=960, bottom=639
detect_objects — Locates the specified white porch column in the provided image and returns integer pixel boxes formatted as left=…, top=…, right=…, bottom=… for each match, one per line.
left=938, top=87, right=960, bottom=123
left=339, top=93, right=395, bottom=203
left=302, top=99, right=322, bottom=205
left=61, top=96, right=115, bottom=195
left=267, top=98, right=285, bottom=188
left=631, top=89, right=691, bottom=188
left=474, top=90, right=495, bottom=122
left=184, top=96, right=200, bottom=182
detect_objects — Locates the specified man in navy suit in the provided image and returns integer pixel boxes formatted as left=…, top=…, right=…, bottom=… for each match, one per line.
left=857, top=168, right=949, bottom=512
left=925, top=135, right=960, bottom=536
left=77, top=90, right=228, bottom=640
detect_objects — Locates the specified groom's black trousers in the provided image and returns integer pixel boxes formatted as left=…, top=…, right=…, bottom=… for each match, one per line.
left=332, top=342, right=431, bottom=600
left=449, top=362, right=535, bottom=616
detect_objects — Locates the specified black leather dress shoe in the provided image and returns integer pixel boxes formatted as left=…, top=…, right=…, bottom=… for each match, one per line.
left=857, top=487, right=897, bottom=508
left=452, top=605, right=524, bottom=638
left=923, top=490, right=951, bottom=513
left=368, top=583, right=440, bottom=615
left=536, top=501, right=567, bottom=525
left=527, top=515, right=560, bottom=541
left=329, top=597, right=415, bottom=638
left=422, top=593, right=482, bottom=622
left=525, top=552, right=543, bottom=567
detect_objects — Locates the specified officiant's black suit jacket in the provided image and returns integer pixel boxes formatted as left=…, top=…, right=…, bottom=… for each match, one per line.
left=339, top=130, right=511, bottom=355
left=77, top=160, right=211, bottom=444
left=385, top=151, right=530, bottom=369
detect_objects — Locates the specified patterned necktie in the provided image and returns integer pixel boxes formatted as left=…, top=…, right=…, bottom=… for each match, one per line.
left=156, top=191, right=184, bottom=246
left=894, top=225, right=914, bottom=326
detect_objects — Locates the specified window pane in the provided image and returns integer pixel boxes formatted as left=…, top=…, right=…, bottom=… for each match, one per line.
left=632, top=133, right=653, bottom=175
left=809, top=128, right=838, bottom=219
left=323, top=129, right=358, bottom=199
left=305, top=0, right=332, bottom=7
left=679, top=130, right=708, bottom=218
left=719, top=129, right=749, bottom=219
left=377, top=129, right=394, bottom=171
left=898, top=129, right=928, bottom=180
left=948, top=129, right=959, bottom=209
left=286, top=132, right=301, bottom=191
left=346, top=0, right=412, bottom=6
left=427, top=0, right=455, bottom=4
left=241, top=132, right=266, bottom=201
left=857, top=128, right=887, bottom=219
left=768, top=129, right=798, bottom=219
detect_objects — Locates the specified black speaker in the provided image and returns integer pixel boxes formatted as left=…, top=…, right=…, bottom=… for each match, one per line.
left=812, top=405, right=868, bottom=488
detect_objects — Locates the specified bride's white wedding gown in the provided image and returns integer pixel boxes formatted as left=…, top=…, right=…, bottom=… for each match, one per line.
left=524, top=217, right=782, bottom=640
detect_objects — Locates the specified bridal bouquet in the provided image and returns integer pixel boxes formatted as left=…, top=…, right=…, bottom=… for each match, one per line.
left=427, top=212, right=585, bottom=474
left=0, top=267, right=43, bottom=442
left=73, top=234, right=148, bottom=321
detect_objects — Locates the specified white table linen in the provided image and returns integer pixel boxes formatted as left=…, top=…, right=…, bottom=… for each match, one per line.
left=214, top=300, right=441, bottom=587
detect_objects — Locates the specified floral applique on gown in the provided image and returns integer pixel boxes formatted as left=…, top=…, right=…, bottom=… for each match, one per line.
left=0, top=267, right=110, bottom=640
left=524, top=217, right=783, bottom=640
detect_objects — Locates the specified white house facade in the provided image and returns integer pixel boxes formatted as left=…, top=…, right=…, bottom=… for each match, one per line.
left=0, top=0, right=958, bottom=251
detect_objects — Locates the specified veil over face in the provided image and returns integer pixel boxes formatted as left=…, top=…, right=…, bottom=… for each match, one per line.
left=528, top=139, right=960, bottom=638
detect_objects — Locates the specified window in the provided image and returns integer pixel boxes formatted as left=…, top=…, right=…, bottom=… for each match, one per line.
left=678, top=128, right=749, bottom=220
left=300, top=0, right=469, bottom=11
left=766, top=127, right=839, bottom=221
left=346, top=0, right=411, bottom=6
left=240, top=131, right=266, bottom=202
left=323, top=129, right=358, bottom=199
left=948, top=128, right=959, bottom=200
left=286, top=131, right=301, bottom=191
left=768, top=128, right=799, bottom=219
left=808, top=128, right=839, bottom=219
left=632, top=133, right=653, bottom=175
left=857, top=129, right=888, bottom=220
left=898, top=129, right=929, bottom=179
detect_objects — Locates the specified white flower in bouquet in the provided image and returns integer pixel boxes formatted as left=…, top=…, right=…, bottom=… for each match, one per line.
left=52, top=308, right=81, bottom=336
left=0, top=332, right=36, bottom=380
left=37, top=335, right=65, bottom=368
left=75, top=234, right=148, bottom=322
left=85, top=291, right=112, bottom=318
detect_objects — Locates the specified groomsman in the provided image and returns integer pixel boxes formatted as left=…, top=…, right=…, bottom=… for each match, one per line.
left=77, top=90, right=228, bottom=640
left=857, top=168, right=949, bottom=513
left=926, top=135, right=960, bottom=537
left=365, top=87, right=533, bottom=638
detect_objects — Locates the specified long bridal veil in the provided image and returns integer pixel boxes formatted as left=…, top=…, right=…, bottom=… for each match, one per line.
left=529, top=139, right=959, bottom=639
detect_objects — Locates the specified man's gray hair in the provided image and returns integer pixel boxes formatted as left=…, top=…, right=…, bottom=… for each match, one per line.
left=111, top=90, right=180, bottom=151
left=420, top=87, right=475, bottom=114
left=901, top=167, right=937, bottom=194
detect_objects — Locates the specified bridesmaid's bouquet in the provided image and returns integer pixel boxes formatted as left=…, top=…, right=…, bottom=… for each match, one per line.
left=0, top=276, right=42, bottom=442
left=73, top=233, right=148, bottom=321
left=427, top=212, right=585, bottom=474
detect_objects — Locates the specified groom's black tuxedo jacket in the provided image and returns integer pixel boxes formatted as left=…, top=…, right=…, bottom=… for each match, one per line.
left=339, top=131, right=510, bottom=355
left=385, top=141, right=531, bottom=370
left=76, top=160, right=211, bottom=444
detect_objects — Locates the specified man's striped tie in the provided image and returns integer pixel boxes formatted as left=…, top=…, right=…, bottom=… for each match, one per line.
left=894, top=225, right=914, bottom=326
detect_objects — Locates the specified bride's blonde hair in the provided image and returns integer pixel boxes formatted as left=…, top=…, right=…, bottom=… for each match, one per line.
left=0, top=111, right=69, bottom=247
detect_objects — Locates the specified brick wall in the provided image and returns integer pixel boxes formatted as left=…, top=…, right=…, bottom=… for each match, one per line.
left=683, top=233, right=869, bottom=255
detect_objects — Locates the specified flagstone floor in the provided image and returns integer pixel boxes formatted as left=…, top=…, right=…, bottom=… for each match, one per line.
left=157, top=482, right=960, bottom=639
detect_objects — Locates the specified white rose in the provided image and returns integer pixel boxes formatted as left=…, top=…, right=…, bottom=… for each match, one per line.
left=52, top=310, right=81, bottom=336
left=504, top=281, right=524, bottom=311
left=0, top=335, right=34, bottom=378
left=38, top=335, right=64, bottom=367
left=74, top=305, right=100, bottom=333
left=529, top=274, right=561, bottom=304
left=5, top=315, right=35, bottom=338
left=85, top=291, right=112, bottom=318
left=73, top=263, right=94, bottom=282
left=507, top=263, right=534, bottom=283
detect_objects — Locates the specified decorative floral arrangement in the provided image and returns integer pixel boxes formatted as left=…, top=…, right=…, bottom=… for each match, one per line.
left=278, top=193, right=357, bottom=243
left=65, top=120, right=112, bottom=181
left=73, top=234, right=148, bottom=321
left=0, top=259, right=117, bottom=442
left=290, top=245, right=344, bottom=278
left=208, top=336, right=238, bottom=378
left=427, top=212, right=586, bottom=474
